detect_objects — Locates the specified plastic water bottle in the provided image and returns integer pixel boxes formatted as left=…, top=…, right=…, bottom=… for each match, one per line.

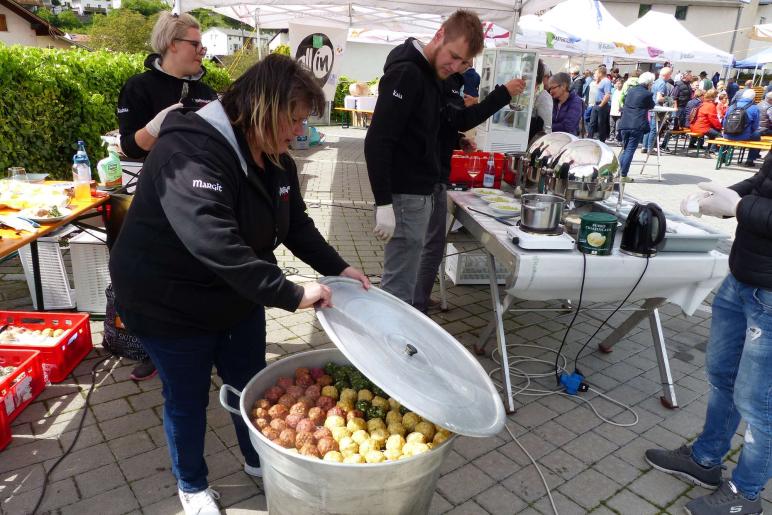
left=483, top=152, right=495, bottom=188
left=72, top=140, right=92, bottom=202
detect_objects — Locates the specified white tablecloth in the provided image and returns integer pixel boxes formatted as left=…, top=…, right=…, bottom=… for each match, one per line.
left=450, top=192, right=729, bottom=315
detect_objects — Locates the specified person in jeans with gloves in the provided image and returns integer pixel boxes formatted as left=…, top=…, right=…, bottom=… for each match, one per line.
left=413, top=71, right=525, bottom=313
left=617, top=72, right=655, bottom=182
left=116, top=11, right=218, bottom=381
left=365, top=10, right=484, bottom=305
left=645, top=154, right=772, bottom=515
left=110, top=55, right=369, bottom=515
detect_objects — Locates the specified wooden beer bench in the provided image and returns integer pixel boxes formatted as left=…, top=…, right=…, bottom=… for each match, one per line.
left=705, top=137, right=772, bottom=169
left=334, top=107, right=375, bottom=129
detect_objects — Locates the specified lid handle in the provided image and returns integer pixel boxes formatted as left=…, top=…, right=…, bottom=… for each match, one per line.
left=404, top=344, right=418, bottom=357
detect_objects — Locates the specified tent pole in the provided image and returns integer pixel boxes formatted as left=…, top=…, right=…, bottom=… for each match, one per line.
left=255, top=10, right=262, bottom=60
left=509, top=0, right=521, bottom=46
left=753, top=64, right=758, bottom=85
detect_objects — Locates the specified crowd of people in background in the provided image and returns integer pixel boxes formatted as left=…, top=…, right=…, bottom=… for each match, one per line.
left=521, top=61, right=771, bottom=181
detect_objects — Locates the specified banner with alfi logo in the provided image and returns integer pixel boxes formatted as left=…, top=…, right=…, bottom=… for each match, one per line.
left=289, top=21, right=348, bottom=102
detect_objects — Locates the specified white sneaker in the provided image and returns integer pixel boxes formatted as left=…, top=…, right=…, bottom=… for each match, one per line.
left=244, top=463, right=262, bottom=477
left=178, top=487, right=221, bottom=515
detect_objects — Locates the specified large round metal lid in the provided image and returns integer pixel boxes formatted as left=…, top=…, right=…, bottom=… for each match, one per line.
left=552, top=139, right=619, bottom=178
left=525, top=131, right=578, bottom=163
left=315, top=277, right=506, bottom=437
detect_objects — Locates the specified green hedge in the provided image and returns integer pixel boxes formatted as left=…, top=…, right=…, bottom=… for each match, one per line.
left=0, top=46, right=231, bottom=178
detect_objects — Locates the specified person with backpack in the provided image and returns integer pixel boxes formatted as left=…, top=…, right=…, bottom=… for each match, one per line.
left=723, top=88, right=762, bottom=167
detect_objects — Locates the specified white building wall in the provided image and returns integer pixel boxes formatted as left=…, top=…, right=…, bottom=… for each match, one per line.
left=0, top=5, right=39, bottom=47
left=202, top=29, right=227, bottom=57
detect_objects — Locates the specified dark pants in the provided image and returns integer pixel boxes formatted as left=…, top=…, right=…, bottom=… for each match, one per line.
left=589, top=104, right=611, bottom=142
left=139, top=308, right=266, bottom=493
left=413, top=183, right=447, bottom=313
left=619, top=129, right=645, bottom=177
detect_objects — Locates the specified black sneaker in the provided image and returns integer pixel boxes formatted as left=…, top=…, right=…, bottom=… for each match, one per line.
left=641, top=148, right=648, bottom=154
left=130, top=358, right=157, bottom=381
left=645, top=445, right=722, bottom=489
left=684, top=480, right=763, bottom=515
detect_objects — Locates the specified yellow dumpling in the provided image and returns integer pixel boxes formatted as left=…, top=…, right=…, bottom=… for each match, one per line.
left=323, top=451, right=344, bottom=462
left=402, top=412, right=421, bottom=431
left=384, top=449, right=402, bottom=461
left=385, top=410, right=402, bottom=426
left=365, top=450, right=386, bottom=463
left=343, top=453, right=366, bottom=463
left=406, top=432, right=426, bottom=444
left=414, top=421, right=436, bottom=441
left=351, top=429, right=370, bottom=445
left=324, top=415, right=346, bottom=429
left=340, top=388, right=358, bottom=404
left=357, top=389, right=373, bottom=402
left=367, top=418, right=387, bottom=433
left=331, top=426, right=352, bottom=442
left=385, top=434, right=406, bottom=451
left=369, top=428, right=389, bottom=445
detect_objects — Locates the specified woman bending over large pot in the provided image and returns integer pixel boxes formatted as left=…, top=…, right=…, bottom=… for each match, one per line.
left=109, top=54, right=369, bottom=515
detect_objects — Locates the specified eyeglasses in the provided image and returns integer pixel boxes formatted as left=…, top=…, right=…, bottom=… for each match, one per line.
left=547, top=84, right=562, bottom=91
left=175, top=38, right=207, bottom=54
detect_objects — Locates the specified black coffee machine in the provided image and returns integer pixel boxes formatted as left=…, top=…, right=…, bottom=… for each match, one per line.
left=620, top=202, right=666, bottom=257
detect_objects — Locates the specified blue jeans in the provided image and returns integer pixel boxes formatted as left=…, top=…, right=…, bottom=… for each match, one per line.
left=139, top=308, right=266, bottom=493
left=619, top=129, right=645, bottom=177
left=642, top=114, right=657, bottom=150
left=691, top=274, right=772, bottom=499
left=381, top=193, right=433, bottom=304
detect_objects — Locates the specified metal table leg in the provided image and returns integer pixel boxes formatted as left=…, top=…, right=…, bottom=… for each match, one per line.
left=650, top=307, right=678, bottom=408
left=486, top=252, right=516, bottom=414
left=30, top=240, right=45, bottom=311
left=597, top=297, right=665, bottom=352
left=474, top=293, right=516, bottom=355
left=438, top=213, right=457, bottom=311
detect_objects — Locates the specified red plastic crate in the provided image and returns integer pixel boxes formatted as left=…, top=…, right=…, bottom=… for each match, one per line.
left=449, top=151, right=505, bottom=188
left=0, top=348, right=45, bottom=450
left=0, top=311, right=92, bottom=384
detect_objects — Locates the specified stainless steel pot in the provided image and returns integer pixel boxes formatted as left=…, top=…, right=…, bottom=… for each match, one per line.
left=544, top=139, right=619, bottom=202
left=523, top=132, right=579, bottom=193
left=503, top=152, right=521, bottom=189
left=520, top=193, right=565, bottom=231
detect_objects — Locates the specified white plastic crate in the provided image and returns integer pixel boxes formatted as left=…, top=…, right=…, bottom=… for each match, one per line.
left=444, top=243, right=509, bottom=285
left=69, top=230, right=110, bottom=314
left=17, top=227, right=76, bottom=310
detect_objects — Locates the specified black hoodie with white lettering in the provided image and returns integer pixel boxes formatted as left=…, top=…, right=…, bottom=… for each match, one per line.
left=109, top=103, right=349, bottom=337
left=116, top=53, right=218, bottom=159
left=365, top=38, right=444, bottom=206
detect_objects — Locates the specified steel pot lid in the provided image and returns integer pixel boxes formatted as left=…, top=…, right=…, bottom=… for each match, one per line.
left=552, top=139, right=619, bottom=179
left=525, top=132, right=578, bottom=164
left=315, top=277, right=506, bottom=437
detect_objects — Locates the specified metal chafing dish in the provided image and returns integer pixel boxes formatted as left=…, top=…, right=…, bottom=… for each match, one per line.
left=544, top=139, right=619, bottom=203
left=523, top=132, right=578, bottom=192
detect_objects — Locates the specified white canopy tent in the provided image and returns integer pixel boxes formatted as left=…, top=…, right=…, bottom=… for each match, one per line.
left=627, top=11, right=733, bottom=66
left=749, top=23, right=772, bottom=42
left=515, top=0, right=659, bottom=61
left=175, top=0, right=564, bottom=37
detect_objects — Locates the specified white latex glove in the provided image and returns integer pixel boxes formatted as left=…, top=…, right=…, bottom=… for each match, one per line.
left=680, top=191, right=709, bottom=217
left=697, top=182, right=742, bottom=218
left=145, top=102, right=184, bottom=138
left=374, top=204, right=396, bottom=242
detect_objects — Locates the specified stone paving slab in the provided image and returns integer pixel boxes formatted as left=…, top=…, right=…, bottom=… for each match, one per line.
left=0, top=127, right=769, bottom=514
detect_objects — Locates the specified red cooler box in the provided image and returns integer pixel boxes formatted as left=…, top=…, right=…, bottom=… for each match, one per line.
left=449, top=151, right=505, bottom=188
left=0, top=312, right=92, bottom=384
left=0, top=348, right=45, bottom=450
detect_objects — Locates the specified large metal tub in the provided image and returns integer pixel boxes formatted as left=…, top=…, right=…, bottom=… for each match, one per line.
left=220, top=348, right=458, bottom=515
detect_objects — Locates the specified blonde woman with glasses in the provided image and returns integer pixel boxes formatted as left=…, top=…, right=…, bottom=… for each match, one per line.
left=110, top=54, right=369, bottom=514
left=115, top=11, right=218, bottom=382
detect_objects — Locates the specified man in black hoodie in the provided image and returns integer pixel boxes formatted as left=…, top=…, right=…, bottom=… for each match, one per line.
left=365, top=10, right=484, bottom=304
left=117, top=12, right=217, bottom=160
left=114, top=12, right=218, bottom=381
left=413, top=73, right=525, bottom=312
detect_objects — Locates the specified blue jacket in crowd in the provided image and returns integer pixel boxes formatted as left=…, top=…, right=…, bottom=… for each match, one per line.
left=618, top=84, right=655, bottom=132
left=723, top=97, right=760, bottom=141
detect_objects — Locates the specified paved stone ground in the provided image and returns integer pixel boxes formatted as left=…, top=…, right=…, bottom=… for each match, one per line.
left=0, top=127, right=768, bottom=515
